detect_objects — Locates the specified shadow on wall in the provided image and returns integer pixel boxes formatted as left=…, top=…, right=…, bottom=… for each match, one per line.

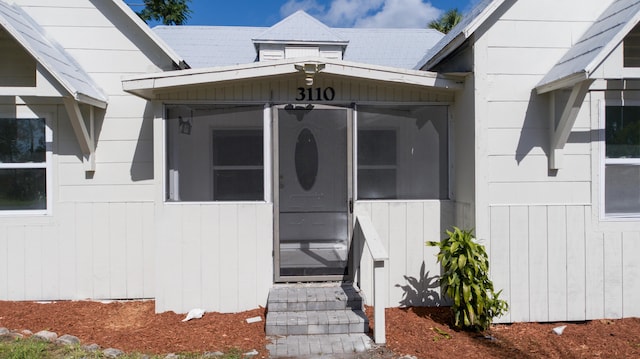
left=395, top=261, right=442, bottom=307
left=516, top=89, right=595, bottom=176
left=130, top=102, right=155, bottom=181
left=515, top=89, right=551, bottom=165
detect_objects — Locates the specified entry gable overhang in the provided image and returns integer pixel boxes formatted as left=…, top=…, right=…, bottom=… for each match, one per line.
left=536, top=0, right=640, bottom=94
left=537, top=0, right=640, bottom=170
left=0, top=1, right=108, bottom=108
left=122, top=57, right=463, bottom=100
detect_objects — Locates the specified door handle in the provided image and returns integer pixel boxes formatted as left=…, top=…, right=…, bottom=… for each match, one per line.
left=349, top=199, right=353, bottom=213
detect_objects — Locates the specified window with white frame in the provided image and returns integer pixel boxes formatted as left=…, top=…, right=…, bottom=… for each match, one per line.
left=0, top=118, right=48, bottom=211
left=604, top=105, right=640, bottom=215
left=165, top=104, right=264, bottom=202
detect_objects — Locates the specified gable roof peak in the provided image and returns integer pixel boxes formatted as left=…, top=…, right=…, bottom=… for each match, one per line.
left=253, top=10, right=347, bottom=45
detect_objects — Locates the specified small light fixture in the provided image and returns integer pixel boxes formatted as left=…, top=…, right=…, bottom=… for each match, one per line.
left=295, top=63, right=325, bottom=86
left=178, top=115, right=192, bottom=135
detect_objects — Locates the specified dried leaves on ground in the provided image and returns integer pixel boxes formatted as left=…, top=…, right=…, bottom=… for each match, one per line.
left=1, top=300, right=640, bottom=358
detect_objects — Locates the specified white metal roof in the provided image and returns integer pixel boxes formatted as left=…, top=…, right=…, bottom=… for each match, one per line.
left=122, top=57, right=463, bottom=100
left=0, top=0, right=108, bottom=107
left=415, top=0, right=505, bottom=70
left=153, top=11, right=443, bottom=70
left=536, top=0, right=640, bottom=93
left=252, top=10, right=347, bottom=45
left=153, top=26, right=263, bottom=68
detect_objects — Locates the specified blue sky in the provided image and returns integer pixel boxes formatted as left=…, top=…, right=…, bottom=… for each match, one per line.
left=126, top=0, right=478, bottom=28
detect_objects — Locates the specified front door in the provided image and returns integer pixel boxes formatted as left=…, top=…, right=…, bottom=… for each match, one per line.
left=275, top=105, right=351, bottom=281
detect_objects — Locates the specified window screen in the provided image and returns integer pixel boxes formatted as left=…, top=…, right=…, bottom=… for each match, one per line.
left=357, top=106, right=448, bottom=200
left=166, top=105, right=264, bottom=202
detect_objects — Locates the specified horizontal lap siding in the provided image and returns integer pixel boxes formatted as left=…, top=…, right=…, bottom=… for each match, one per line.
left=0, top=202, right=154, bottom=301
left=354, top=201, right=454, bottom=308
left=155, top=203, right=273, bottom=314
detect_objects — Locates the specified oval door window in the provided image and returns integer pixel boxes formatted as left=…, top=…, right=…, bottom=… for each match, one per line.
left=295, top=128, right=319, bottom=191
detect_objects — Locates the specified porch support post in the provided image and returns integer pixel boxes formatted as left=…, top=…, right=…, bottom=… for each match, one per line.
left=549, top=80, right=592, bottom=169
left=63, top=97, right=96, bottom=172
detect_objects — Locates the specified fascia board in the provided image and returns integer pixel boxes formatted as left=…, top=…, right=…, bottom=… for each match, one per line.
left=252, top=40, right=349, bottom=46
left=110, top=0, right=189, bottom=69
left=535, top=72, right=588, bottom=94
left=123, top=57, right=463, bottom=98
left=462, top=0, right=506, bottom=38
left=424, top=0, right=506, bottom=70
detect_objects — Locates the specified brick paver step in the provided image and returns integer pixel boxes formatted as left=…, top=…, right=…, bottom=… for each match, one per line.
left=265, top=309, right=368, bottom=336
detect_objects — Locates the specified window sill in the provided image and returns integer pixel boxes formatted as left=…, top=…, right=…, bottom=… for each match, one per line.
left=164, top=201, right=271, bottom=205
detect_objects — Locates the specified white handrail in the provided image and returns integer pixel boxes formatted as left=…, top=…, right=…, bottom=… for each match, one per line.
left=355, top=214, right=389, bottom=345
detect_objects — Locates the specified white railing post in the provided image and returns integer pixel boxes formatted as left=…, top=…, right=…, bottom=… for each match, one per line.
left=355, top=214, right=389, bottom=345
left=373, top=259, right=387, bottom=344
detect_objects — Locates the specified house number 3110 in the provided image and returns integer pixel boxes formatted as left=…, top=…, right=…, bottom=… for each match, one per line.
left=295, top=87, right=336, bottom=101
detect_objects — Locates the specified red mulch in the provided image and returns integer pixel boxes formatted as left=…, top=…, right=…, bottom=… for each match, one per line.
left=1, top=300, right=640, bottom=358
left=374, top=306, right=640, bottom=358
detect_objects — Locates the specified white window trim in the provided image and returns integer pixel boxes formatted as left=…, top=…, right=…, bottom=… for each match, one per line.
left=0, top=116, right=52, bottom=216
left=600, top=98, right=640, bottom=220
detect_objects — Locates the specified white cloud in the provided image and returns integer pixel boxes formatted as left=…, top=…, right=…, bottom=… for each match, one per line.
left=279, top=0, right=443, bottom=28
left=280, top=0, right=326, bottom=18
left=321, top=0, right=385, bottom=27
left=353, top=0, right=441, bottom=28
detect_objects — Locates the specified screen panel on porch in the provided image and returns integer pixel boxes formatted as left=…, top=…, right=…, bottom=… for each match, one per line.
left=165, top=104, right=264, bottom=202
left=357, top=105, right=449, bottom=200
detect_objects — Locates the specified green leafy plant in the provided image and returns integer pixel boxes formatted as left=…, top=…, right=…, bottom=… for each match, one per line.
left=427, top=227, right=508, bottom=331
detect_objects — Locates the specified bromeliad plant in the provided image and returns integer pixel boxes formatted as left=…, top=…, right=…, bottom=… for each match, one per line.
left=427, top=227, right=508, bottom=331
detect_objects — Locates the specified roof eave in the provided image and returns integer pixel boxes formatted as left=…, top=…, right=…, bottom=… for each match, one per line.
left=123, top=57, right=464, bottom=100
left=76, top=93, right=108, bottom=109
left=423, top=33, right=466, bottom=70
left=535, top=72, right=588, bottom=94
left=420, top=0, right=506, bottom=70
left=252, top=39, right=349, bottom=46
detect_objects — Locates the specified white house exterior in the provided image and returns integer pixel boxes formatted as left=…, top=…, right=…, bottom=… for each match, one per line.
left=1, top=0, right=639, bottom=325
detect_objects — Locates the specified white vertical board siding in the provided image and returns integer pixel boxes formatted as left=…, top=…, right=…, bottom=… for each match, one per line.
left=547, top=206, right=568, bottom=321
left=354, top=201, right=454, bottom=308
left=487, top=204, right=640, bottom=322
left=603, top=233, right=623, bottom=318
left=622, top=233, right=640, bottom=317
left=155, top=203, right=273, bottom=314
left=0, top=202, right=155, bottom=301
left=508, top=206, right=529, bottom=322
left=489, top=206, right=511, bottom=323
left=528, top=206, right=548, bottom=321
